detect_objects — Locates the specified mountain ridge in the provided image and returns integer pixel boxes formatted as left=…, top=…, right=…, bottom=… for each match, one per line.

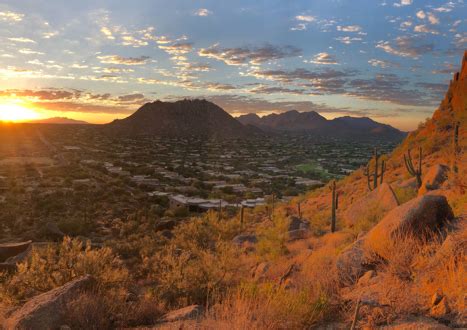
left=238, top=110, right=405, bottom=139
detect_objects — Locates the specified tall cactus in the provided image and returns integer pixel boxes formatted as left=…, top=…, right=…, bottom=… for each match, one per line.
left=330, top=180, right=339, bottom=233
left=453, top=121, right=460, bottom=174
left=404, top=147, right=423, bottom=188
left=297, top=201, right=302, bottom=219
left=364, top=148, right=386, bottom=191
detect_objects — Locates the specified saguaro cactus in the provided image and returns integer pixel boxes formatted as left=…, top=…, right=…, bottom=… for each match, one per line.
left=364, top=148, right=386, bottom=191
left=453, top=121, right=460, bottom=174
left=330, top=180, right=339, bottom=233
left=240, top=206, right=244, bottom=226
left=404, top=147, right=423, bottom=188
left=297, top=201, right=302, bottom=219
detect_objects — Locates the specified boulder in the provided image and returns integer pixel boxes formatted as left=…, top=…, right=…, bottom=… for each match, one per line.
left=364, top=195, right=454, bottom=260
left=154, top=219, right=177, bottom=231
left=344, top=183, right=399, bottom=227
left=381, top=316, right=451, bottom=329
left=335, top=237, right=370, bottom=286
left=418, top=164, right=450, bottom=196
left=0, top=241, right=32, bottom=263
left=287, top=229, right=308, bottom=241
left=0, top=262, right=17, bottom=273
left=287, top=216, right=310, bottom=231
left=232, top=233, right=257, bottom=245
left=4, top=275, right=95, bottom=330
left=160, top=305, right=203, bottom=323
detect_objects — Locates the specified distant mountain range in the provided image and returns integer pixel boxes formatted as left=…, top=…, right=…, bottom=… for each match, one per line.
left=28, top=117, right=88, bottom=125
left=105, top=99, right=405, bottom=140
left=107, top=99, right=261, bottom=138
left=237, top=110, right=405, bottom=139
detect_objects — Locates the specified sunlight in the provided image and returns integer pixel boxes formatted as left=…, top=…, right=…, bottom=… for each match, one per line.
left=0, top=101, right=40, bottom=122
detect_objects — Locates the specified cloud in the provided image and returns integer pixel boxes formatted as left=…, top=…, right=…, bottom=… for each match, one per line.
left=347, top=73, right=437, bottom=106
left=0, top=88, right=147, bottom=115
left=416, top=10, right=426, bottom=19
left=376, top=36, right=434, bottom=58
left=158, top=42, right=193, bottom=55
left=414, top=24, right=439, bottom=34
left=8, top=37, right=36, bottom=43
left=368, top=59, right=401, bottom=68
left=194, top=8, right=213, bottom=16
left=291, top=15, right=316, bottom=31
left=394, top=0, right=412, bottom=7
left=337, top=25, right=362, bottom=32
left=305, top=52, right=339, bottom=65
left=198, top=43, right=301, bottom=66
left=427, top=12, right=439, bottom=25
left=335, top=36, right=362, bottom=44
left=0, top=10, right=23, bottom=22
left=97, top=55, right=150, bottom=65
left=296, top=15, right=315, bottom=22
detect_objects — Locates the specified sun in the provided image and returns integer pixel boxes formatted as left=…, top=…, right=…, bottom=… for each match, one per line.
left=0, top=102, right=40, bottom=122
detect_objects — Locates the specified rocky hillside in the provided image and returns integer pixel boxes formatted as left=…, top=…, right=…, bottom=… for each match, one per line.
left=0, top=53, right=464, bottom=329
left=107, top=99, right=260, bottom=138
left=238, top=110, right=405, bottom=140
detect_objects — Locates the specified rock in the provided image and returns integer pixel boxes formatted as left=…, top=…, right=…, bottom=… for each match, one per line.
left=154, top=219, right=177, bottom=231
left=232, top=233, right=257, bottom=245
left=45, top=222, right=65, bottom=240
left=0, top=262, right=17, bottom=273
left=344, top=183, right=399, bottom=227
left=287, top=229, right=308, bottom=241
left=160, top=305, right=203, bottom=323
left=381, top=316, right=451, bottom=329
left=430, top=297, right=450, bottom=318
left=287, top=216, right=310, bottom=231
left=364, top=195, right=454, bottom=260
left=396, top=177, right=418, bottom=190
left=252, top=262, right=270, bottom=280
left=418, top=164, right=450, bottom=196
left=160, top=229, right=173, bottom=239
left=0, top=241, right=32, bottom=263
left=4, top=275, right=95, bottom=330
left=336, top=237, right=370, bottom=286
left=357, top=270, right=376, bottom=286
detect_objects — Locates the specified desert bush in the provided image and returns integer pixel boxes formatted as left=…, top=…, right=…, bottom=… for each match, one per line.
left=352, top=202, right=388, bottom=234
left=64, top=292, right=163, bottom=329
left=392, top=186, right=417, bottom=205
left=256, top=216, right=289, bottom=260
left=203, top=282, right=331, bottom=329
left=143, top=212, right=243, bottom=308
left=0, top=237, right=129, bottom=305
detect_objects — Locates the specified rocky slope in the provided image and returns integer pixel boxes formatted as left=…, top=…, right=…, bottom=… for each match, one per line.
left=107, top=99, right=260, bottom=138
left=238, top=110, right=405, bottom=140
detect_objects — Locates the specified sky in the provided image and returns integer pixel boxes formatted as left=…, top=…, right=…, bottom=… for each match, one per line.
left=0, top=0, right=465, bottom=130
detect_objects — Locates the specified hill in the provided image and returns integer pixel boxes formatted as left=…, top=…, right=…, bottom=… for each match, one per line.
left=106, top=99, right=259, bottom=138
left=27, top=117, right=89, bottom=125
left=237, top=110, right=405, bottom=140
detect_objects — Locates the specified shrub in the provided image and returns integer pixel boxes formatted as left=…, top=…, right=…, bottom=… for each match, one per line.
left=256, top=216, right=289, bottom=260
left=0, top=237, right=129, bottom=305
left=392, top=186, right=417, bottom=205
left=143, top=213, right=243, bottom=308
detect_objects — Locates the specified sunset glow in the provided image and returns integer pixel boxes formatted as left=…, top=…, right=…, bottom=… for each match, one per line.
left=0, top=101, right=40, bottom=122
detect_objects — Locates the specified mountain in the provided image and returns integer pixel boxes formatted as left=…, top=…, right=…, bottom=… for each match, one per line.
left=28, top=117, right=88, bottom=125
left=238, top=110, right=405, bottom=139
left=106, top=99, right=259, bottom=138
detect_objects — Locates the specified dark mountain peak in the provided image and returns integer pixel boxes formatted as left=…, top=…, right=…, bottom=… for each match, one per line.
left=239, top=109, right=404, bottom=140
left=108, top=99, right=259, bottom=138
